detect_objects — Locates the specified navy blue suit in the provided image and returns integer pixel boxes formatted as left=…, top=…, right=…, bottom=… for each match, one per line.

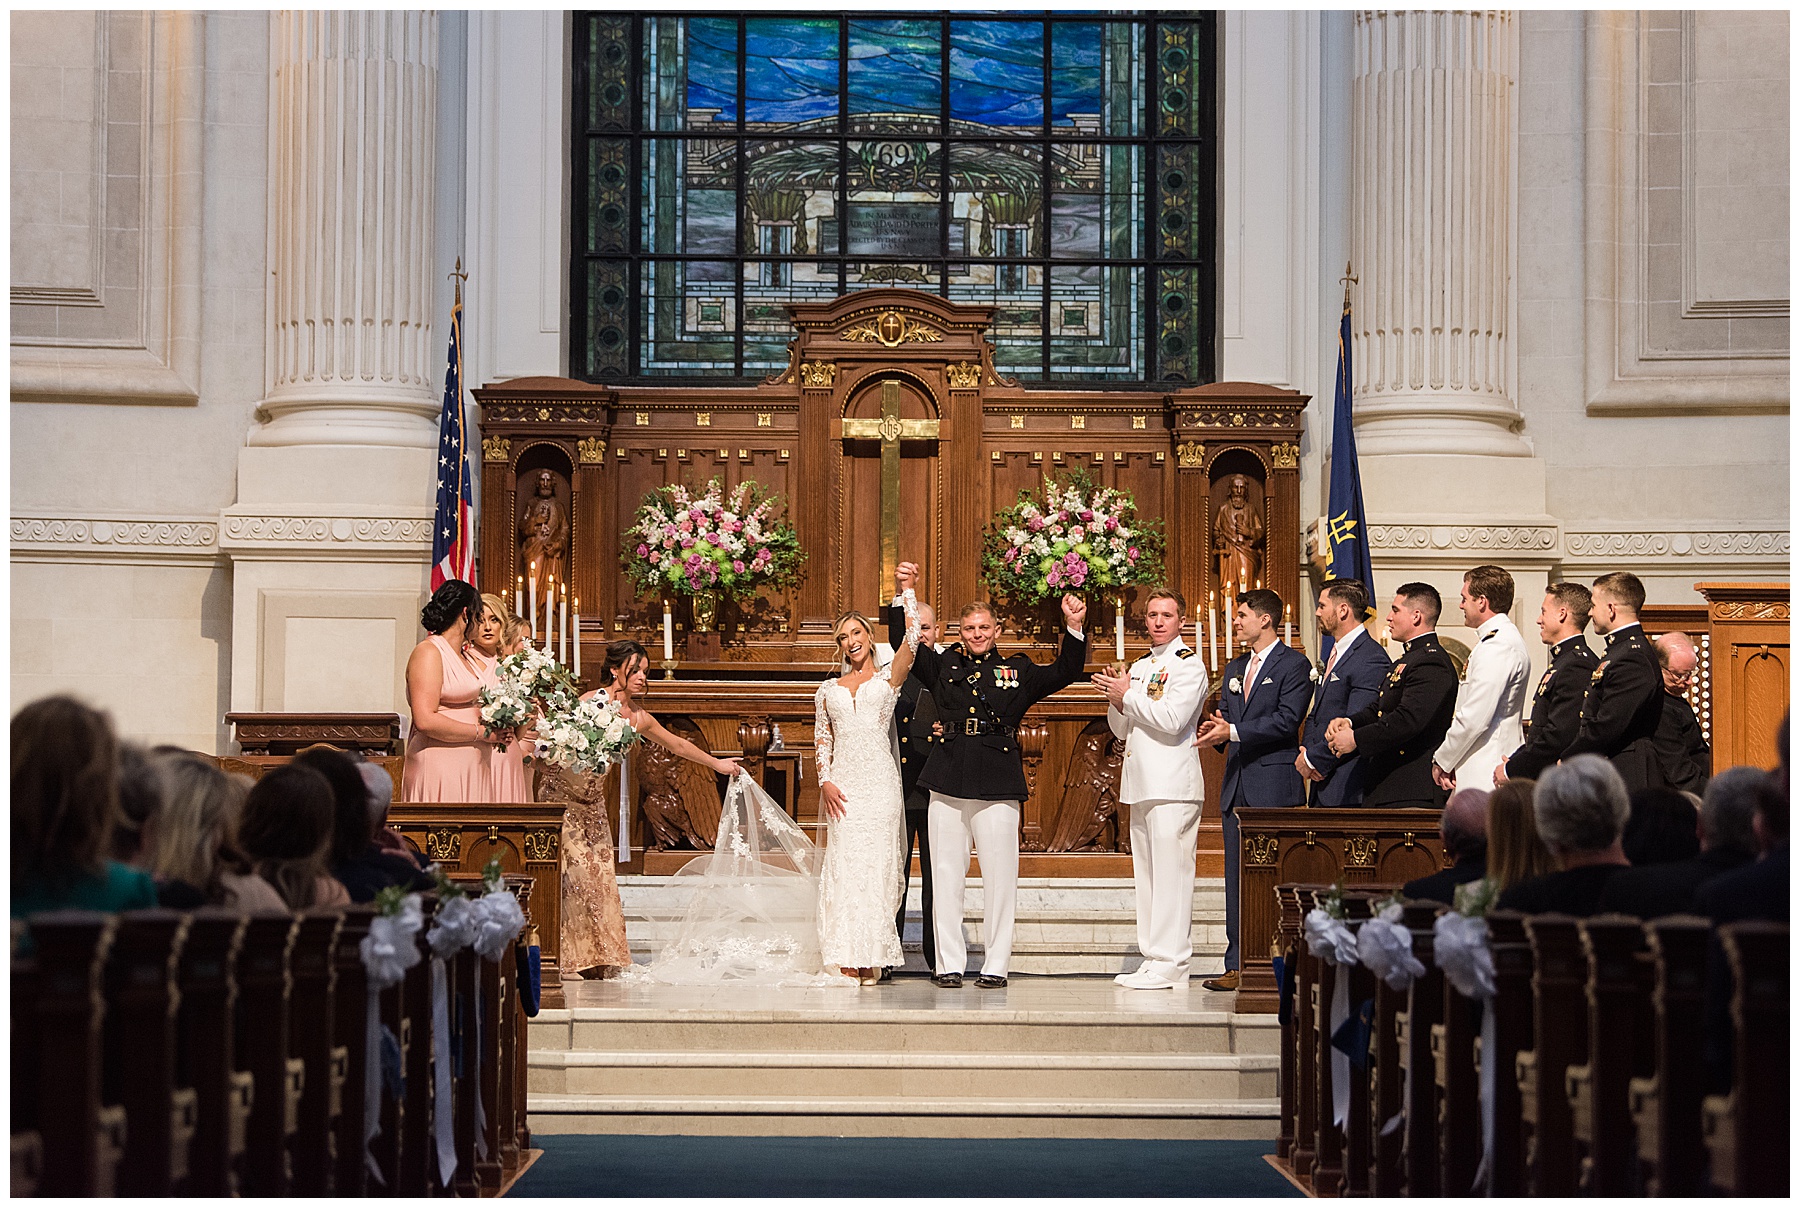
left=1299, top=631, right=1394, bottom=807
left=1213, top=642, right=1312, bottom=970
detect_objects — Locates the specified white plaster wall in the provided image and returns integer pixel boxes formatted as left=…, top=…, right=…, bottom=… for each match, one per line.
left=11, top=12, right=268, bottom=750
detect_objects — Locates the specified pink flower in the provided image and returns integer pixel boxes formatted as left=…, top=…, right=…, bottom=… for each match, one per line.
left=1080, top=509, right=1094, bottom=522
left=637, top=544, right=649, bottom=557
left=681, top=537, right=695, bottom=549
left=1070, top=567, right=1087, bottom=586
left=732, top=560, right=746, bottom=573
left=1105, top=517, right=1119, bottom=531
left=1069, top=526, right=1085, bottom=541
left=1128, top=547, right=1139, bottom=560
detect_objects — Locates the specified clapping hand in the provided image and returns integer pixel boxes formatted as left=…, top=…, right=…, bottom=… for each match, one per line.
left=1193, top=713, right=1231, bottom=747
left=1061, top=594, right=1088, bottom=631
left=1091, top=666, right=1129, bottom=708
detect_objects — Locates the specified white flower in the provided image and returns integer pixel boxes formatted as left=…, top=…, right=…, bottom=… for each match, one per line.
left=428, top=893, right=480, bottom=958
left=1228, top=677, right=1243, bottom=694
left=1303, top=908, right=1360, bottom=966
left=1309, top=666, right=1322, bottom=683
left=472, top=889, right=526, bottom=960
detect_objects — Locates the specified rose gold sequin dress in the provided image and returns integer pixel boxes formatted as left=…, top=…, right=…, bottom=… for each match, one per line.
left=541, top=761, right=633, bottom=975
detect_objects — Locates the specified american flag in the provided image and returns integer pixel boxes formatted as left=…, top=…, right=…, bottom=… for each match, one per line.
left=431, top=293, right=474, bottom=589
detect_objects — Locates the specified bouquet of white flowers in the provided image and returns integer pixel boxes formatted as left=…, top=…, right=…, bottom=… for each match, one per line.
left=478, top=642, right=576, bottom=752
left=533, top=692, right=641, bottom=776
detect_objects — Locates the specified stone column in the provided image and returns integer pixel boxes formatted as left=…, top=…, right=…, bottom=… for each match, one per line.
left=221, top=11, right=445, bottom=715
left=1350, top=10, right=1527, bottom=457
left=1347, top=11, right=1559, bottom=688
left=255, top=10, right=440, bottom=447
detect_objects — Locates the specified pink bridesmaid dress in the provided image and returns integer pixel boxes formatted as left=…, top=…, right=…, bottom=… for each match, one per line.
left=479, top=652, right=535, bottom=803
left=401, top=634, right=496, bottom=802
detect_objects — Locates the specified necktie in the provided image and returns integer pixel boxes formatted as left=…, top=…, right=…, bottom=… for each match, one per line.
left=1322, top=639, right=1345, bottom=683
left=1244, top=649, right=1264, bottom=701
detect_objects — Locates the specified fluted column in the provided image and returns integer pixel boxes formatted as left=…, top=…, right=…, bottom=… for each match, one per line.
left=1350, top=11, right=1528, bottom=456
left=253, top=11, right=439, bottom=447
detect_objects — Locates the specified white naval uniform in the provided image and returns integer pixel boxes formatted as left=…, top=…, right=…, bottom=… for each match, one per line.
left=1433, top=612, right=1531, bottom=790
left=1106, top=637, right=1208, bottom=984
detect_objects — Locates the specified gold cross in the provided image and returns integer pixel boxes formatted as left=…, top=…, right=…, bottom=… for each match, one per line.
left=878, top=311, right=906, bottom=345
left=840, top=381, right=940, bottom=601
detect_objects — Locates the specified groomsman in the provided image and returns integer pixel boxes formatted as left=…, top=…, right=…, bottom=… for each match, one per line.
left=1431, top=565, right=1531, bottom=792
left=1193, top=588, right=1312, bottom=993
left=1564, top=571, right=1666, bottom=793
left=900, top=562, right=1088, bottom=988
left=886, top=597, right=944, bottom=973
left=1092, top=588, right=1208, bottom=990
left=1325, top=583, right=1459, bottom=808
left=1297, top=579, right=1393, bottom=805
left=1498, top=582, right=1597, bottom=783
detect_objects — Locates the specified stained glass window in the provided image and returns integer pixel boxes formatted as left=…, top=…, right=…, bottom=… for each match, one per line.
left=573, top=13, right=1215, bottom=385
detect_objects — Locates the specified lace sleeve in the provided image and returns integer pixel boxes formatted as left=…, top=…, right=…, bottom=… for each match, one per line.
left=813, top=681, right=835, bottom=785
left=885, top=589, right=922, bottom=688
left=900, top=588, right=921, bottom=652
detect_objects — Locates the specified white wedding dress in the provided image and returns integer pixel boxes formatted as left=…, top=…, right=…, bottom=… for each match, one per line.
left=813, top=595, right=920, bottom=970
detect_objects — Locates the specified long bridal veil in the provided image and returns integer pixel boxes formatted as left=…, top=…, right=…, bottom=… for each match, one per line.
left=627, top=771, right=847, bottom=986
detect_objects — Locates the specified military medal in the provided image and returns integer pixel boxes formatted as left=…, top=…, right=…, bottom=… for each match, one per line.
left=1146, top=669, right=1168, bottom=700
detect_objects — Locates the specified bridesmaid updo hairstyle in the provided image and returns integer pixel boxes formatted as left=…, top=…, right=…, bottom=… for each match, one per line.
left=599, top=639, right=649, bottom=687
left=420, top=580, right=481, bottom=635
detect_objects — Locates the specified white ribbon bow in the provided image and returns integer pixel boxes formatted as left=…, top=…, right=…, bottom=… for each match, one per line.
left=1432, top=912, right=1495, bottom=1001
left=472, top=889, right=526, bottom=961
left=1303, top=908, right=1360, bottom=966
left=1356, top=903, right=1424, bottom=990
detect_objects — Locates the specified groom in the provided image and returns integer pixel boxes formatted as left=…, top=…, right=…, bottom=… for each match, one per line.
left=897, top=561, right=1088, bottom=988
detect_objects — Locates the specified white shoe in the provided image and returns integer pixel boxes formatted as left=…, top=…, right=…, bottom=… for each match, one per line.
left=1118, top=967, right=1190, bottom=990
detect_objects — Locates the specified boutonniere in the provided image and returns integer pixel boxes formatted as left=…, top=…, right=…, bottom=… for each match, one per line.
left=1309, top=666, right=1322, bottom=683
left=1228, top=676, right=1243, bottom=694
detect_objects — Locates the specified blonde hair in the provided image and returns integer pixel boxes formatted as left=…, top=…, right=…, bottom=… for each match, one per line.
left=1487, top=779, right=1555, bottom=892
left=832, top=611, right=875, bottom=646
left=479, top=593, right=514, bottom=626
left=147, top=752, right=251, bottom=895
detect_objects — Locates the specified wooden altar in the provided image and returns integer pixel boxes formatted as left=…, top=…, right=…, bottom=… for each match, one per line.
left=475, top=290, right=1307, bottom=870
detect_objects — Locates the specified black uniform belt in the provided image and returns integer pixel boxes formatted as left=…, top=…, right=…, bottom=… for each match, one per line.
left=950, top=719, right=1015, bottom=739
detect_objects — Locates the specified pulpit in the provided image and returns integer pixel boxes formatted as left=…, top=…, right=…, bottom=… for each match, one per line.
left=475, top=289, right=1309, bottom=875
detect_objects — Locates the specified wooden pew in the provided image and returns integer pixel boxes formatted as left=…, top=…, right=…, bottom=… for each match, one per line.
left=1483, top=911, right=1533, bottom=1198
left=1566, top=915, right=1648, bottom=1195
left=1338, top=896, right=1379, bottom=1198
left=106, top=909, right=195, bottom=1195
left=27, top=912, right=126, bottom=1197
left=1517, top=915, right=1585, bottom=1196
left=1397, top=901, right=1442, bottom=1198
left=1273, top=885, right=1302, bottom=1165
left=1703, top=920, right=1789, bottom=1196
left=332, top=907, right=375, bottom=1197
left=398, top=896, right=438, bottom=1195
left=1307, top=888, right=1349, bottom=1196
left=1431, top=922, right=1481, bottom=1196
left=1366, top=929, right=1407, bottom=1197
left=505, top=879, right=538, bottom=1175
left=452, top=941, right=482, bottom=1196
left=237, top=912, right=303, bottom=1197
left=1289, top=885, right=1324, bottom=1184
left=1629, top=915, right=1710, bottom=1196
left=289, top=909, right=344, bottom=1195
left=11, top=927, right=43, bottom=1197
left=177, top=908, right=250, bottom=1197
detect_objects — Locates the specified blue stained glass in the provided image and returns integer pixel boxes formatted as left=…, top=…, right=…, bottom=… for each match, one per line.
left=685, top=18, right=740, bottom=121
left=745, top=19, right=840, bottom=126
left=949, top=22, right=1042, bottom=127
left=849, top=20, right=942, bottom=122
left=1051, top=22, right=1102, bottom=125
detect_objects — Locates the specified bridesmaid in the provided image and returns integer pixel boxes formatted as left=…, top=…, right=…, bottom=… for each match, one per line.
left=401, top=580, right=502, bottom=802
left=472, top=593, right=534, bottom=803
left=551, top=640, right=741, bottom=979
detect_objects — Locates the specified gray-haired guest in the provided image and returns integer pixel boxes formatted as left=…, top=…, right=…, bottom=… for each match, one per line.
left=1597, top=765, right=1762, bottom=918
left=1494, top=754, right=1632, bottom=916
left=1402, top=787, right=1490, bottom=906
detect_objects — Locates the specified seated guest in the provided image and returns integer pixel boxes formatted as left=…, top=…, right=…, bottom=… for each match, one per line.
left=1621, top=786, right=1701, bottom=866
left=297, top=747, right=434, bottom=902
left=1495, top=754, right=1632, bottom=916
left=109, top=743, right=163, bottom=866
left=1403, top=787, right=1489, bottom=905
left=237, top=764, right=351, bottom=910
left=145, top=752, right=286, bottom=911
left=1598, top=766, right=1762, bottom=919
left=361, top=761, right=428, bottom=870
left=1483, top=778, right=1556, bottom=900
left=12, top=696, right=160, bottom=917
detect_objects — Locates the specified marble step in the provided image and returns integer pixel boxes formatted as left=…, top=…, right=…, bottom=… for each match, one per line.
left=530, top=1048, right=1278, bottom=1101
left=531, top=1006, right=1281, bottom=1057
left=527, top=1093, right=1280, bottom=1139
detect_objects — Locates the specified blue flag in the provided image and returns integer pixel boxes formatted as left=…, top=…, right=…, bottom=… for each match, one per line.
left=431, top=292, right=473, bottom=590
left=1324, top=297, right=1374, bottom=614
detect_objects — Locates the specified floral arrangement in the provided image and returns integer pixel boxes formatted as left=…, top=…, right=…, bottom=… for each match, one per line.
left=532, top=692, right=641, bottom=777
left=478, top=644, right=576, bottom=752
left=979, top=468, right=1166, bottom=605
left=621, top=477, right=806, bottom=600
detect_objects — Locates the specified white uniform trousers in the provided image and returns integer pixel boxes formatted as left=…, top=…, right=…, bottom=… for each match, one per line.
left=1126, top=797, right=1203, bottom=981
left=928, top=793, right=1020, bottom=977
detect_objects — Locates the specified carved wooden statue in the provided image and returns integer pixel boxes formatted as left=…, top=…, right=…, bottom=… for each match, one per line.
left=637, top=717, right=724, bottom=851
left=1046, top=720, right=1128, bottom=853
left=1215, top=473, right=1265, bottom=592
left=518, top=470, right=569, bottom=587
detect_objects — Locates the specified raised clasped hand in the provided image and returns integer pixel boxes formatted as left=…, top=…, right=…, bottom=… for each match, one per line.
left=1061, top=593, right=1088, bottom=629
left=895, top=561, right=919, bottom=592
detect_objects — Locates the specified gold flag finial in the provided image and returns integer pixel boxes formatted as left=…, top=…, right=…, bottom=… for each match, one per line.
left=450, top=257, right=468, bottom=306
left=1340, top=261, right=1357, bottom=309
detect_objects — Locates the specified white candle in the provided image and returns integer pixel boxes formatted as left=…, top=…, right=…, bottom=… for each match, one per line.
left=1208, top=590, right=1219, bottom=672
left=662, top=601, right=674, bottom=661
left=1114, top=600, right=1126, bottom=662
left=515, top=576, right=523, bottom=623
left=560, top=583, right=569, bottom=664
left=1194, top=605, right=1202, bottom=659
left=1284, top=603, right=1293, bottom=648
left=573, top=598, right=582, bottom=678
left=528, top=564, right=538, bottom=645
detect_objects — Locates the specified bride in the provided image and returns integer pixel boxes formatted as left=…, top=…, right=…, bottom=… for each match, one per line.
left=629, top=587, right=920, bottom=988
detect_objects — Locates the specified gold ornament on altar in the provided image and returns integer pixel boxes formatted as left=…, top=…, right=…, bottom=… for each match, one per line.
left=799, top=361, right=838, bottom=388
left=1177, top=440, right=1206, bottom=468
left=840, top=310, right=944, bottom=347
left=946, top=361, right=983, bottom=389
left=1345, top=835, right=1379, bottom=867
left=1245, top=833, right=1279, bottom=866
left=482, top=435, right=512, bottom=463
left=577, top=437, right=606, bottom=463
left=1271, top=441, right=1299, bottom=469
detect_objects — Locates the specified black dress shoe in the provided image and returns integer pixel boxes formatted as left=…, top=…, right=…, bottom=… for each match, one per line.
left=929, top=972, right=963, bottom=988
left=974, top=974, right=1008, bottom=989
left=877, top=967, right=893, bottom=984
